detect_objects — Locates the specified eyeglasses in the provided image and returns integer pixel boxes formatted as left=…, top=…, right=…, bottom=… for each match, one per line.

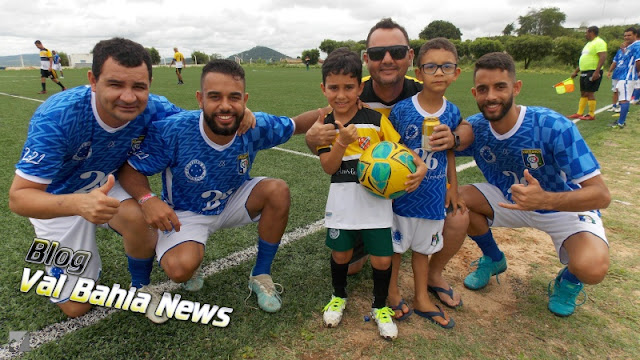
left=419, top=63, right=458, bottom=75
left=366, top=45, right=410, bottom=61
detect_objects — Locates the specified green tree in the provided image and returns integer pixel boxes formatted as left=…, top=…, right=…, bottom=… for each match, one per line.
left=517, top=7, right=567, bottom=38
left=607, top=39, right=623, bottom=66
left=210, top=53, right=222, bottom=60
left=419, top=20, right=462, bottom=40
left=191, top=51, right=209, bottom=65
left=552, top=36, right=584, bottom=66
left=506, top=35, right=553, bottom=69
left=503, top=23, right=516, bottom=36
left=451, top=40, right=471, bottom=60
left=145, top=47, right=161, bottom=65
left=58, top=51, right=70, bottom=67
left=319, top=39, right=340, bottom=55
left=409, top=39, right=426, bottom=65
left=469, top=38, right=504, bottom=59
left=301, top=49, right=320, bottom=65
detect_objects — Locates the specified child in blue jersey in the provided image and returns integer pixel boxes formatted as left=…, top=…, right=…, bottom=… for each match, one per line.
left=317, top=48, right=426, bottom=340
left=610, top=27, right=640, bottom=129
left=457, top=52, right=610, bottom=317
left=388, top=38, right=467, bottom=329
left=119, top=59, right=319, bottom=314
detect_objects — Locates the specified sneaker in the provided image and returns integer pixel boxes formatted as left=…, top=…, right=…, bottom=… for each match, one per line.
left=630, top=99, right=639, bottom=105
left=547, top=267, right=587, bottom=317
left=464, top=253, right=508, bottom=290
left=611, top=123, right=625, bottom=129
left=322, top=296, right=347, bottom=328
left=38, top=90, right=47, bottom=94
left=248, top=273, right=282, bottom=312
left=606, top=106, right=615, bottom=112
left=371, top=307, right=398, bottom=340
left=567, top=113, right=582, bottom=119
left=579, top=114, right=595, bottom=121
left=614, top=106, right=621, bottom=113
left=137, top=284, right=169, bottom=324
left=181, top=265, right=204, bottom=292
left=60, top=76, right=64, bottom=79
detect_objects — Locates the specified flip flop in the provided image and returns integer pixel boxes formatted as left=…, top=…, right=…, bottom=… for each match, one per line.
left=415, top=304, right=455, bottom=329
left=428, top=285, right=463, bottom=309
left=390, top=298, right=413, bottom=321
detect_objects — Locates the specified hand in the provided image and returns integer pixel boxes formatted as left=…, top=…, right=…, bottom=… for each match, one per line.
left=237, top=108, right=256, bottom=135
left=305, top=108, right=335, bottom=148
left=356, top=98, right=370, bottom=110
left=445, top=185, right=468, bottom=215
left=591, top=71, right=601, bottom=81
left=499, top=169, right=548, bottom=211
left=80, top=174, right=121, bottom=224
left=570, top=71, right=578, bottom=78
left=606, top=71, right=612, bottom=79
left=140, top=196, right=182, bottom=232
left=404, top=153, right=427, bottom=193
left=429, top=124, right=454, bottom=152
left=335, top=120, right=358, bottom=146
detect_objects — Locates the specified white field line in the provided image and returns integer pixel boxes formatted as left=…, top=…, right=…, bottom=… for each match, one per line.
left=0, top=91, right=612, bottom=356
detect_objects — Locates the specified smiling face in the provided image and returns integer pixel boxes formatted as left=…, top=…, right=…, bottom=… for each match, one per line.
left=321, top=72, right=363, bottom=121
left=415, top=48, right=460, bottom=95
left=364, top=28, right=413, bottom=87
left=196, top=71, right=247, bottom=142
left=472, top=68, right=521, bottom=123
left=88, top=57, right=150, bottom=128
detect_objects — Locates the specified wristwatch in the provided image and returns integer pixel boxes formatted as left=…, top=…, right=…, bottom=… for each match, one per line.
left=452, top=131, right=460, bottom=150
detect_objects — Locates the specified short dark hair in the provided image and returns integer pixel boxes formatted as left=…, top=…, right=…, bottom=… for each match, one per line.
left=321, top=47, right=362, bottom=84
left=92, top=38, right=152, bottom=81
left=34, top=40, right=41, bottom=45
left=474, top=52, right=516, bottom=80
left=625, top=27, right=638, bottom=36
left=201, top=59, right=245, bottom=89
left=417, top=38, right=458, bottom=66
left=587, top=26, right=599, bottom=36
left=366, top=18, right=410, bottom=47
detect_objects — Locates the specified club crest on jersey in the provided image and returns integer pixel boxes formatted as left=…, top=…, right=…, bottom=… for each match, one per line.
left=237, top=154, right=249, bottom=175
left=329, top=228, right=340, bottom=240
left=405, top=124, right=419, bottom=141
left=522, top=149, right=544, bottom=170
left=480, top=146, right=496, bottom=163
left=358, top=136, right=371, bottom=150
left=430, top=233, right=440, bottom=247
left=185, top=159, right=207, bottom=182
left=73, top=141, right=92, bottom=161
left=392, top=230, right=403, bottom=245
left=130, top=135, right=145, bottom=152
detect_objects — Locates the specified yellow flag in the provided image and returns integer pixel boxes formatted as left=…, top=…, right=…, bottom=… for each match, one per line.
left=554, top=78, right=575, bottom=94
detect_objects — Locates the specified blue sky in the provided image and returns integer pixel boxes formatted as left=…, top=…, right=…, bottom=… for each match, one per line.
left=1, top=0, right=637, bottom=59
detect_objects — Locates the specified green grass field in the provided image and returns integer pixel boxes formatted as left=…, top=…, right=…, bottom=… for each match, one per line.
left=0, top=64, right=638, bottom=359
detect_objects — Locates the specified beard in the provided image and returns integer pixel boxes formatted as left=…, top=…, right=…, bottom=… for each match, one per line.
left=203, top=110, right=243, bottom=136
left=478, top=95, right=514, bottom=122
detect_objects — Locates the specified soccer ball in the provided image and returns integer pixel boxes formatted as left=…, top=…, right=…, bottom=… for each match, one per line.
left=357, top=141, right=417, bottom=199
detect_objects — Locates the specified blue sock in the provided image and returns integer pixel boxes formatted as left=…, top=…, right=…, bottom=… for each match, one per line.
left=618, top=102, right=630, bottom=125
left=470, top=230, right=503, bottom=262
left=252, top=238, right=280, bottom=276
left=561, top=267, right=581, bottom=284
left=127, top=255, right=154, bottom=288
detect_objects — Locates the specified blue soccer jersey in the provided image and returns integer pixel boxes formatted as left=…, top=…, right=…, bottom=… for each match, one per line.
left=612, top=48, right=627, bottom=80
left=621, top=41, right=640, bottom=81
left=15, top=86, right=182, bottom=194
left=127, top=111, right=295, bottom=215
left=389, top=95, right=462, bottom=220
left=457, top=106, right=600, bottom=212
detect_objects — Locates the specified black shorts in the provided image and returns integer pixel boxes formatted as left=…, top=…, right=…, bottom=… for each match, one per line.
left=579, top=70, right=603, bottom=93
left=40, top=69, right=56, bottom=79
left=176, top=68, right=183, bottom=74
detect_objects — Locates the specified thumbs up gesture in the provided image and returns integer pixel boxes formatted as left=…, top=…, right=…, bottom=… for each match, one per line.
left=335, top=120, right=358, bottom=147
left=499, top=169, right=548, bottom=211
left=81, top=174, right=121, bottom=224
left=305, top=107, right=335, bottom=149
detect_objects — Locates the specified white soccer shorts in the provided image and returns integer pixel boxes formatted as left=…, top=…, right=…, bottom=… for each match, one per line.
left=615, top=80, right=636, bottom=102
left=155, top=177, right=265, bottom=262
left=391, top=215, right=445, bottom=255
left=472, top=183, right=608, bottom=264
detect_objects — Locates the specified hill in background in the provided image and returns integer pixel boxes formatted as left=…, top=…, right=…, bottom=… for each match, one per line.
left=227, top=46, right=293, bottom=62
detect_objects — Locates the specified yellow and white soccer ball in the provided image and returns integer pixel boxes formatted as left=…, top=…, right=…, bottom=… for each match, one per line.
left=357, top=141, right=417, bottom=199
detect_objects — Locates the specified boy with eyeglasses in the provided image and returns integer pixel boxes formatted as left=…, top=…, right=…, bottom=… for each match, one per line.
left=387, top=38, right=468, bottom=329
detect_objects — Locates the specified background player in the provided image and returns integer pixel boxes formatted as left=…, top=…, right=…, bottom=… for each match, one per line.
left=34, top=40, right=66, bottom=94
left=52, top=50, right=64, bottom=78
left=170, top=47, right=186, bottom=85
left=457, top=52, right=610, bottom=317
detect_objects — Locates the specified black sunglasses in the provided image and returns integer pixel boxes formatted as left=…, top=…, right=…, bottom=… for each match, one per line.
left=366, top=45, right=409, bottom=61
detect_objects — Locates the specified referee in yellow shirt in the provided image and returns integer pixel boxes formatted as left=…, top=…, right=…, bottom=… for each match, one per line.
left=568, top=26, right=607, bottom=121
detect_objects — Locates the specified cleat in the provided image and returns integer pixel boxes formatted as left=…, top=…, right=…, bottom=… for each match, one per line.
left=567, top=113, right=582, bottom=119
left=181, top=265, right=204, bottom=292
left=464, top=253, right=507, bottom=290
left=38, top=90, right=47, bottom=94
left=611, top=123, right=625, bottom=129
left=248, top=273, right=282, bottom=312
left=371, top=307, right=398, bottom=340
left=138, top=285, right=169, bottom=324
left=322, top=296, right=347, bottom=328
left=579, top=115, right=595, bottom=121
left=548, top=267, right=586, bottom=317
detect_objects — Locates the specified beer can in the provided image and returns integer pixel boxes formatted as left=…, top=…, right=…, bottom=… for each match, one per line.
left=422, top=117, right=440, bottom=151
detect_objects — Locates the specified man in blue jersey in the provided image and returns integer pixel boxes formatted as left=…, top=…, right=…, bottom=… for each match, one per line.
left=456, top=52, right=611, bottom=317
left=118, top=59, right=320, bottom=313
left=10, top=38, right=183, bottom=322
left=610, top=27, right=640, bottom=130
